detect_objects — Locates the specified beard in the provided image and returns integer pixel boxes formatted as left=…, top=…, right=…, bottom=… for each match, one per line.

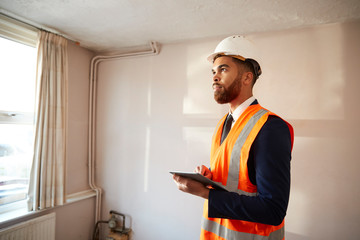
left=213, top=76, right=242, bottom=104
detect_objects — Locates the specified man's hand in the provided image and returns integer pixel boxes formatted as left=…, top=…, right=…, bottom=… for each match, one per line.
left=195, top=165, right=212, bottom=179
left=172, top=165, right=212, bottom=199
left=173, top=175, right=210, bottom=199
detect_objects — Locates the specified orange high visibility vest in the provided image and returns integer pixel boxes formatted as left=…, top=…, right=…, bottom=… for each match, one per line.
left=200, top=104, right=294, bottom=240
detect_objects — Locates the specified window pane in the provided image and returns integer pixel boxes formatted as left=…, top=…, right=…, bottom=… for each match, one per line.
left=0, top=37, right=36, bottom=112
left=0, top=124, right=33, bottom=205
left=0, top=37, right=36, bottom=206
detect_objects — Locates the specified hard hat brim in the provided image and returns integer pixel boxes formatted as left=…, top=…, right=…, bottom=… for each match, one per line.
left=207, top=52, right=245, bottom=63
left=207, top=52, right=262, bottom=79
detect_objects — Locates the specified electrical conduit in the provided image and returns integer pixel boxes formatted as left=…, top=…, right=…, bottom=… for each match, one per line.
left=88, top=42, right=160, bottom=222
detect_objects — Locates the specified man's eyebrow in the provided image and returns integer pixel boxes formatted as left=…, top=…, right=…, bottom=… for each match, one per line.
left=212, top=64, right=230, bottom=72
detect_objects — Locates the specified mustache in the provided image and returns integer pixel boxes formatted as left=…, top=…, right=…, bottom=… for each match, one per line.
left=212, top=83, right=222, bottom=88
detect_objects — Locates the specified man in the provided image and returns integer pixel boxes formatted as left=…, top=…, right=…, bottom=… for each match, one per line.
left=173, top=35, right=294, bottom=240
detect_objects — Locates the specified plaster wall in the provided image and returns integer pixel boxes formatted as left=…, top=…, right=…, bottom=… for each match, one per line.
left=96, top=20, right=360, bottom=239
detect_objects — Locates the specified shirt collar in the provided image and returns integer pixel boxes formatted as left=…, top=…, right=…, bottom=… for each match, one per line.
left=229, top=96, right=256, bottom=124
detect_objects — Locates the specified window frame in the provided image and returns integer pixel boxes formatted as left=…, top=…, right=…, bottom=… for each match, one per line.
left=0, top=13, right=39, bottom=216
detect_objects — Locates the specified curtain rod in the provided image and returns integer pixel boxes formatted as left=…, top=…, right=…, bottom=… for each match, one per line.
left=0, top=9, right=79, bottom=44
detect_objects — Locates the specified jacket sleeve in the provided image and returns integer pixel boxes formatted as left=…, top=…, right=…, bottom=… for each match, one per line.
left=207, top=116, right=292, bottom=226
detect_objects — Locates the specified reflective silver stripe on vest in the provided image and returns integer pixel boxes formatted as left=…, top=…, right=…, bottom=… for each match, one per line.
left=226, top=108, right=269, bottom=193
left=202, top=218, right=284, bottom=240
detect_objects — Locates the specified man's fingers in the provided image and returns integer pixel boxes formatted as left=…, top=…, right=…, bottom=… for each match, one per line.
left=173, top=175, right=189, bottom=192
left=201, top=165, right=210, bottom=176
left=173, top=174, right=182, bottom=183
left=195, top=165, right=207, bottom=175
left=172, top=173, right=210, bottom=199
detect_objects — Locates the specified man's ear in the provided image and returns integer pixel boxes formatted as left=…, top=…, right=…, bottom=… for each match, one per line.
left=242, top=71, right=254, bottom=86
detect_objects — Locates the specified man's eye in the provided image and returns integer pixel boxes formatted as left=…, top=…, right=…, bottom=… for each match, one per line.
left=221, top=68, right=226, bottom=72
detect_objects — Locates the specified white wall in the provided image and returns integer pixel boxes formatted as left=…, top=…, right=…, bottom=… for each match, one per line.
left=59, top=41, right=96, bottom=240
left=67, top=41, right=94, bottom=194
left=95, top=20, right=360, bottom=240
left=254, top=21, right=360, bottom=239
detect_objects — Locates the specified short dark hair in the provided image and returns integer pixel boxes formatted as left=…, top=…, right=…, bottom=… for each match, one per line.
left=230, top=57, right=258, bottom=85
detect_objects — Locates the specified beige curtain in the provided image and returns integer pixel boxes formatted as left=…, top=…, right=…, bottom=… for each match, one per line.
left=27, top=31, right=68, bottom=211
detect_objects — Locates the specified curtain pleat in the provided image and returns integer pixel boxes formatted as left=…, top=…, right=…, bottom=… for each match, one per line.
left=27, top=31, right=68, bottom=211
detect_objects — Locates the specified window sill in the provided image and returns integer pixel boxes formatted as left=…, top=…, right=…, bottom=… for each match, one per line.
left=0, top=189, right=96, bottom=225
left=0, top=200, right=28, bottom=223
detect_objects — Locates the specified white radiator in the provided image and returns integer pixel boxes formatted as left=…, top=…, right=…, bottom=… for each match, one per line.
left=0, top=212, right=55, bottom=240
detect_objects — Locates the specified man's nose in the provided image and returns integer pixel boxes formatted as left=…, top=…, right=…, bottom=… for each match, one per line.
left=212, top=73, right=220, bottom=82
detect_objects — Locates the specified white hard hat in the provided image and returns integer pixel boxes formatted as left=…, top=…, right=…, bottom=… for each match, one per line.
left=207, top=35, right=262, bottom=79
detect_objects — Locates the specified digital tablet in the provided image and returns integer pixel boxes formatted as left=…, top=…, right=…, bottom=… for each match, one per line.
left=170, top=171, right=228, bottom=191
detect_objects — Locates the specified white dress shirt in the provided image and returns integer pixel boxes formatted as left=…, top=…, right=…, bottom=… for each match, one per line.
left=229, top=96, right=256, bottom=128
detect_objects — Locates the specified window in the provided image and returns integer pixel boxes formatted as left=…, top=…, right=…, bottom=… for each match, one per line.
left=0, top=37, right=37, bottom=208
left=0, top=14, right=38, bottom=214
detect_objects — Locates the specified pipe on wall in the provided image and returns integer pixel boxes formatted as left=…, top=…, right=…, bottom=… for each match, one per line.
left=88, top=41, right=160, bottom=222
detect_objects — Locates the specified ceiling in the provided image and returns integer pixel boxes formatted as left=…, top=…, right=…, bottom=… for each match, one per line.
left=1, top=0, right=360, bottom=53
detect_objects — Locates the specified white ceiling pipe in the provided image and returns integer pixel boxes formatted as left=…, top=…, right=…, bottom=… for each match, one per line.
left=88, top=41, right=160, bottom=223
